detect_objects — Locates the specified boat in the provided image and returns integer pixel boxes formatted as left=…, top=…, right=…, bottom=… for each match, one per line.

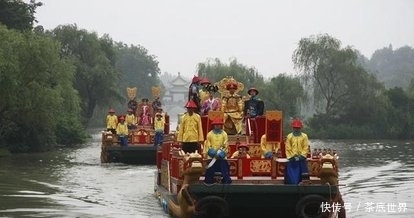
left=100, top=86, right=175, bottom=165
left=154, top=77, right=346, bottom=218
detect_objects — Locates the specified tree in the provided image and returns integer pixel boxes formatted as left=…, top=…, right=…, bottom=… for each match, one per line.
left=0, top=24, right=85, bottom=151
left=49, top=24, right=122, bottom=125
left=0, top=0, right=42, bottom=31
left=293, top=34, right=373, bottom=117
left=115, top=43, right=161, bottom=100
left=197, top=58, right=265, bottom=91
left=368, top=45, right=414, bottom=89
left=260, top=74, right=305, bottom=119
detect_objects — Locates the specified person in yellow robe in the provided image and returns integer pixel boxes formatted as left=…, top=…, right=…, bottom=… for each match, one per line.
left=221, top=82, right=244, bottom=135
left=125, top=108, right=136, bottom=129
left=285, top=118, right=309, bottom=184
left=177, top=100, right=204, bottom=153
left=199, top=77, right=211, bottom=103
left=260, top=134, right=280, bottom=159
left=153, top=112, right=165, bottom=146
left=230, top=143, right=251, bottom=159
left=116, top=116, right=129, bottom=147
left=203, top=118, right=232, bottom=184
left=106, top=108, right=118, bottom=134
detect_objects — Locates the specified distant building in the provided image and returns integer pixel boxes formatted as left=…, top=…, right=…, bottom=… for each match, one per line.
left=162, top=72, right=188, bottom=103
left=161, top=72, right=190, bottom=123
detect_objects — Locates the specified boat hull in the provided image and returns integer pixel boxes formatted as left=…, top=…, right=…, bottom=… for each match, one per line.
left=102, top=145, right=157, bottom=165
left=156, top=182, right=338, bottom=218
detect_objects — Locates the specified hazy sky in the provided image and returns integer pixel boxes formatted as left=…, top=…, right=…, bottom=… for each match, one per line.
left=33, top=0, right=414, bottom=78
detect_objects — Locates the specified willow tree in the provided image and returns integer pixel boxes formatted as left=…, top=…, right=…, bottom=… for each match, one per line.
left=49, top=24, right=122, bottom=125
left=197, top=58, right=265, bottom=91
left=293, top=34, right=371, bottom=117
left=0, top=24, right=85, bottom=151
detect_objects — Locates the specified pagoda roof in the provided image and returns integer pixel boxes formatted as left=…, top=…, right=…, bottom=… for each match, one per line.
left=170, top=72, right=189, bottom=86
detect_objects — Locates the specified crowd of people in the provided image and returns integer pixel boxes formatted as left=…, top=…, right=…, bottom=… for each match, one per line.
left=106, top=76, right=311, bottom=185
left=179, top=76, right=311, bottom=185
left=106, top=96, right=166, bottom=147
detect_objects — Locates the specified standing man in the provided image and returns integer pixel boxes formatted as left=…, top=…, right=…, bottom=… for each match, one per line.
left=125, top=108, right=136, bottom=129
left=285, top=118, right=310, bottom=184
left=153, top=112, right=165, bottom=146
left=203, top=118, right=232, bottom=184
left=152, top=96, right=162, bottom=113
left=116, top=116, right=129, bottom=147
left=188, top=75, right=202, bottom=113
left=127, top=97, right=138, bottom=115
left=244, top=87, right=264, bottom=118
left=177, top=100, right=204, bottom=153
left=106, top=108, right=118, bottom=134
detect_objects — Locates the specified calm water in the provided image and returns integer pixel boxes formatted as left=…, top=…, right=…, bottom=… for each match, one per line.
left=0, top=132, right=413, bottom=218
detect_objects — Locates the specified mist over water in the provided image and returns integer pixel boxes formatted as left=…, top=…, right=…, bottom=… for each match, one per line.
left=0, top=133, right=413, bottom=218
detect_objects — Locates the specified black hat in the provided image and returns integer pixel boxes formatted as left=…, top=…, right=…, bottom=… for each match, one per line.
left=207, top=84, right=218, bottom=93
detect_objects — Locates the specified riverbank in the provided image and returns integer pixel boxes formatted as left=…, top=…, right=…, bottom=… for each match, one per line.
left=0, top=147, right=11, bottom=157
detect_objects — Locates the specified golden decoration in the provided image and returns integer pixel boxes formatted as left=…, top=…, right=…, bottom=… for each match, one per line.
left=250, top=160, right=272, bottom=173
left=152, top=86, right=161, bottom=98
left=266, top=110, right=282, bottom=121
left=248, top=144, right=262, bottom=158
left=214, top=76, right=244, bottom=98
left=127, top=87, right=137, bottom=100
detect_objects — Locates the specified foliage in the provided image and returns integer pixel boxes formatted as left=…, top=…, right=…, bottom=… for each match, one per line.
left=197, top=58, right=265, bottom=91
left=367, top=45, right=414, bottom=89
left=0, top=0, right=42, bottom=31
left=0, top=24, right=86, bottom=152
left=260, top=74, right=305, bottom=118
left=115, top=42, right=161, bottom=100
left=293, top=34, right=370, bottom=117
left=291, top=34, right=413, bottom=139
left=49, top=24, right=122, bottom=125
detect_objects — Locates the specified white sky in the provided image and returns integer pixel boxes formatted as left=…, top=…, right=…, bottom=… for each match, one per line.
left=33, top=0, right=414, bottom=78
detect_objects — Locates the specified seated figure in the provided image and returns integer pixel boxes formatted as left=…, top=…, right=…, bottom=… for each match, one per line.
left=221, top=82, right=244, bottom=135
left=260, top=134, right=280, bottom=159
left=230, top=143, right=251, bottom=159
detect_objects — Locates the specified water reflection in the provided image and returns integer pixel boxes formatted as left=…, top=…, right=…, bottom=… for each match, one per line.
left=313, top=140, right=414, bottom=218
left=0, top=135, right=413, bottom=218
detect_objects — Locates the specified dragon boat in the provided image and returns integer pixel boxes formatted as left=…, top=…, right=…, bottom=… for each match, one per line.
left=100, top=86, right=175, bottom=165
left=154, top=77, right=346, bottom=218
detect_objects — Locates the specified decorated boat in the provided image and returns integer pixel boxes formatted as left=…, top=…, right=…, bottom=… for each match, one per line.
left=101, top=86, right=175, bottom=165
left=154, top=77, right=346, bottom=218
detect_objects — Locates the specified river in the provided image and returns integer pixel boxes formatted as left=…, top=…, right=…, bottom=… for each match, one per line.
left=0, top=132, right=413, bottom=218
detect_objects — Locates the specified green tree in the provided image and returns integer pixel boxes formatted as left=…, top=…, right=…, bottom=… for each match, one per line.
left=49, top=24, right=122, bottom=125
left=0, top=0, right=42, bottom=31
left=368, top=45, right=414, bottom=89
left=197, top=58, right=265, bottom=92
left=0, top=24, right=85, bottom=152
left=293, top=34, right=374, bottom=117
left=260, top=74, right=305, bottom=118
left=115, top=42, right=161, bottom=100
left=293, top=34, right=391, bottom=139
left=384, top=87, right=412, bottom=138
